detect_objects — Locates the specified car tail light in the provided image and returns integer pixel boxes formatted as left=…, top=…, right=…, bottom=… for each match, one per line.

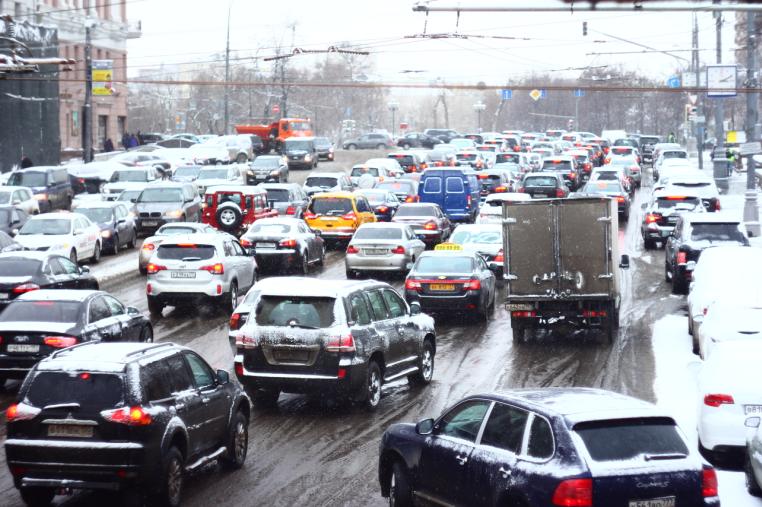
left=494, top=249, right=504, bottom=263
left=325, top=333, right=356, bottom=353
left=555, top=188, right=565, bottom=198
left=391, top=246, right=405, bottom=254
left=645, top=213, right=659, bottom=224
left=478, top=173, right=489, bottom=179
left=676, top=252, right=687, bottom=264
left=240, top=238, right=253, bottom=248
left=142, top=243, right=156, bottom=251
left=229, top=313, right=243, bottom=330
left=410, top=165, right=418, bottom=172
left=43, top=336, right=78, bottom=348
left=342, top=211, right=356, bottom=221
left=200, top=263, right=224, bottom=275
left=286, top=206, right=297, bottom=215
left=467, top=195, right=472, bottom=208
left=513, top=145, right=520, bottom=152
left=234, top=362, right=244, bottom=377
left=377, top=206, right=389, bottom=213
left=569, top=172, right=577, bottom=179
left=552, top=478, right=593, bottom=506
left=714, top=200, right=721, bottom=211
left=582, top=310, right=607, bottom=318
left=6, top=402, right=40, bottom=422
left=346, top=245, right=359, bottom=254
left=512, top=310, right=537, bottom=318
left=584, top=163, right=591, bottom=172
left=279, top=239, right=297, bottom=248
left=494, top=186, right=507, bottom=193
left=12, top=283, right=39, bottom=294
left=303, top=211, right=317, bottom=220
left=423, top=221, right=437, bottom=231
left=405, top=279, right=422, bottom=291
left=702, top=466, right=719, bottom=497
left=704, top=393, right=734, bottom=407
left=146, top=263, right=166, bottom=274
left=101, top=406, right=152, bottom=426
left=616, top=196, right=625, bottom=203
left=463, top=279, right=481, bottom=290
left=405, top=195, right=419, bottom=203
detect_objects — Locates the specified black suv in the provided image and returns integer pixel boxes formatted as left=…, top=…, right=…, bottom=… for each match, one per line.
left=5, top=342, right=251, bottom=507
left=233, top=277, right=436, bottom=410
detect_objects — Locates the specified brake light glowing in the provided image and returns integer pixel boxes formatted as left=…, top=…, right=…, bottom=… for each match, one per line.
left=12, top=283, right=39, bottom=294
left=616, top=196, right=625, bottom=203
left=377, top=206, right=389, bottom=214
left=405, top=195, right=419, bottom=203
left=176, top=243, right=197, bottom=248
left=303, top=211, right=317, bottom=220
left=714, top=200, right=721, bottom=211
left=142, top=243, right=156, bottom=251
left=478, top=173, right=489, bottom=179
left=101, top=406, right=152, bottom=426
left=146, top=263, right=166, bottom=274
left=512, top=310, right=537, bottom=318
left=6, top=402, right=40, bottom=422
left=582, top=310, right=607, bottom=318
left=346, top=245, right=359, bottom=254
left=702, top=466, right=719, bottom=497
left=665, top=196, right=687, bottom=200
left=645, top=213, right=660, bottom=224
left=405, top=279, right=422, bottom=290
left=240, top=238, right=253, bottom=248
left=555, top=188, right=565, bottom=198
left=43, top=336, right=78, bottom=348
left=463, top=279, right=481, bottom=290
left=423, top=221, right=438, bottom=231
left=326, top=333, right=356, bottom=352
left=494, top=249, right=504, bottom=263
left=552, top=478, right=593, bottom=506
left=676, top=252, right=687, bottom=264
left=279, top=239, right=297, bottom=248
left=494, top=186, right=507, bottom=193
left=704, top=393, right=734, bottom=407
left=341, top=211, right=356, bottom=221
left=229, top=313, right=243, bottom=330
left=391, top=246, right=405, bottom=254
left=285, top=206, right=296, bottom=215
left=200, top=263, right=224, bottom=275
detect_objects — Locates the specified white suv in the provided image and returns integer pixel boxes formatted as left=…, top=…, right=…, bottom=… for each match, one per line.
left=145, top=233, right=256, bottom=316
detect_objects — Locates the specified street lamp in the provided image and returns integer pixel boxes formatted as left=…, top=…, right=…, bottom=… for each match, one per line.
left=388, top=101, right=399, bottom=138
left=473, top=101, right=486, bottom=133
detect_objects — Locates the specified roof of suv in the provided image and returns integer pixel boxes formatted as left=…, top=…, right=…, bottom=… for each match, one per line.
left=253, top=276, right=386, bottom=298
left=37, top=342, right=186, bottom=373
left=679, top=212, right=743, bottom=224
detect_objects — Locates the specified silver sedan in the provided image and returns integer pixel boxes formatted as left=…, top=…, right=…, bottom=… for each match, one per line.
left=345, top=222, right=425, bottom=278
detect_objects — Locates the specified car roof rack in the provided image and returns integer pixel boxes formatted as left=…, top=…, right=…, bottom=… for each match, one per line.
left=49, top=341, right=95, bottom=359
left=125, top=342, right=176, bottom=358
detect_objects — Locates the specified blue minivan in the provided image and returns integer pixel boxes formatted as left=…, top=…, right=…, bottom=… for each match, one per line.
left=417, top=168, right=479, bottom=222
left=7, top=166, right=73, bottom=213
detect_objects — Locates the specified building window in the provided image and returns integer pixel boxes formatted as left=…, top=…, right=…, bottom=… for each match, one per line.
left=98, top=115, right=108, bottom=148
left=71, top=111, right=79, bottom=138
left=118, top=116, right=126, bottom=142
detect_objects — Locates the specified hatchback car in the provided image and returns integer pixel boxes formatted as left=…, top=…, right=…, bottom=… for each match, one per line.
left=345, top=222, right=425, bottom=278
left=0, top=289, right=151, bottom=383
left=388, top=152, right=427, bottom=173
left=239, top=217, right=324, bottom=274
left=233, top=277, right=435, bottom=409
left=135, top=183, right=202, bottom=236
left=313, top=136, right=335, bottom=161
left=246, top=155, right=289, bottom=184
left=145, top=233, right=256, bottom=315
left=73, top=201, right=138, bottom=255
left=518, top=173, right=568, bottom=199
left=574, top=179, right=631, bottom=221
left=391, top=203, right=451, bottom=247
left=5, top=342, right=250, bottom=506
left=16, top=212, right=102, bottom=264
left=303, top=192, right=377, bottom=244
left=379, top=388, right=719, bottom=507
left=478, top=170, right=514, bottom=198
left=375, top=179, right=419, bottom=203
left=139, top=222, right=219, bottom=274
left=342, top=133, right=392, bottom=150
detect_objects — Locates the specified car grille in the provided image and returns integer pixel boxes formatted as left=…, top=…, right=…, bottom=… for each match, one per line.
left=139, top=212, right=162, bottom=218
left=35, top=246, right=49, bottom=251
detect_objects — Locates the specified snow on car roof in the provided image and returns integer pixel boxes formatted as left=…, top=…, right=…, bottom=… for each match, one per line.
left=680, top=212, right=742, bottom=224
left=702, top=340, right=762, bottom=386
left=156, top=233, right=229, bottom=246
left=37, top=342, right=187, bottom=372
left=16, top=289, right=100, bottom=302
left=254, top=276, right=382, bottom=298
left=485, top=193, right=531, bottom=203
left=27, top=211, right=78, bottom=221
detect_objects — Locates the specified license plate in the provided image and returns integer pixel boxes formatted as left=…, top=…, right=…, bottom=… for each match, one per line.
left=745, top=405, right=762, bottom=415
left=7, top=344, right=39, bottom=353
left=256, top=242, right=276, bottom=249
left=628, top=497, right=675, bottom=507
left=0, top=293, right=8, bottom=299
left=273, top=349, right=310, bottom=362
left=171, top=271, right=196, bottom=279
left=429, top=284, right=455, bottom=291
left=142, top=220, right=158, bottom=226
left=506, top=303, right=533, bottom=311
left=47, top=424, right=93, bottom=438
left=364, top=249, right=387, bottom=255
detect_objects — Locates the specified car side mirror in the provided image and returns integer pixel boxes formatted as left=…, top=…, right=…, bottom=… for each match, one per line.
left=126, top=306, right=140, bottom=315
left=415, top=418, right=434, bottom=435
left=11, top=228, right=18, bottom=237
left=80, top=266, right=90, bottom=274
left=747, top=417, right=761, bottom=429
left=409, top=301, right=421, bottom=315
left=216, top=369, right=230, bottom=385
left=619, top=254, right=630, bottom=269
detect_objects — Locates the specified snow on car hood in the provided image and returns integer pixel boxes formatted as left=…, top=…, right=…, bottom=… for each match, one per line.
left=15, top=234, right=70, bottom=249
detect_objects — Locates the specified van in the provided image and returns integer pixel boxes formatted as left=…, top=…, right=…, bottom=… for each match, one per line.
left=417, top=168, right=479, bottom=222
left=7, top=166, right=73, bottom=212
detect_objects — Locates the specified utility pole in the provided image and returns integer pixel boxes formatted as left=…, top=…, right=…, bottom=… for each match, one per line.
left=223, top=1, right=231, bottom=135
left=280, top=23, right=296, bottom=119
left=693, top=13, right=704, bottom=170
left=712, top=2, right=728, bottom=191
left=83, top=13, right=93, bottom=163
left=744, top=11, right=760, bottom=237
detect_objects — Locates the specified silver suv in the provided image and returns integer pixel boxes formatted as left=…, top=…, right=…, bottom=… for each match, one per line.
left=146, top=233, right=257, bottom=316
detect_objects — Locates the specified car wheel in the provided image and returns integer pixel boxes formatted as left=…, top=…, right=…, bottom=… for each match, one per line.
left=346, top=144, right=357, bottom=150
left=140, top=325, right=153, bottom=343
left=156, top=446, right=184, bottom=507
left=389, top=461, right=413, bottom=507
left=664, top=261, right=672, bottom=283
left=512, top=322, right=526, bottom=343
left=362, top=361, right=382, bottom=410
left=746, top=452, right=762, bottom=497
left=224, top=281, right=238, bottom=313
left=20, top=487, right=55, bottom=507
left=300, top=252, right=309, bottom=275
left=128, top=230, right=137, bottom=249
left=111, top=234, right=119, bottom=255
left=672, top=268, right=688, bottom=294
left=147, top=296, right=163, bottom=318
left=316, top=244, right=325, bottom=266
left=91, top=242, right=101, bottom=263
left=222, top=411, right=249, bottom=470
left=346, top=269, right=356, bottom=280
left=643, top=238, right=656, bottom=250
left=408, top=340, right=434, bottom=386
left=69, top=249, right=77, bottom=264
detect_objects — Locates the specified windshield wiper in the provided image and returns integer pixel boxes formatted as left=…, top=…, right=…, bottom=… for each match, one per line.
left=286, top=322, right=319, bottom=329
left=181, top=257, right=202, bottom=262
left=644, top=452, right=687, bottom=461
left=43, top=402, right=81, bottom=410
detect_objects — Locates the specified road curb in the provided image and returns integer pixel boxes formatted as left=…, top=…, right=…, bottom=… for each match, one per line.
left=98, top=268, right=142, bottom=292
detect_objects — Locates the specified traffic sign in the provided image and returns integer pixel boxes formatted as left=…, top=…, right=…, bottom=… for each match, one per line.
left=540, top=89, right=547, bottom=98
left=573, top=89, right=585, bottom=98
left=272, top=104, right=281, bottom=114
left=740, top=142, right=762, bottom=156
left=501, top=89, right=513, bottom=100
left=667, top=76, right=681, bottom=88
left=529, top=89, right=542, bottom=101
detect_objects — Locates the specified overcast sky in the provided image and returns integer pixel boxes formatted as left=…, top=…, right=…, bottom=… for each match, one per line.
left=126, top=0, right=737, bottom=90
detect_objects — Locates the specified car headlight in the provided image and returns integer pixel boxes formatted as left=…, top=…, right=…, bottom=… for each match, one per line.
left=165, top=209, right=184, bottom=218
left=101, top=230, right=112, bottom=238
left=304, top=155, right=312, bottom=162
left=247, top=170, right=254, bottom=175
left=270, top=170, right=280, bottom=176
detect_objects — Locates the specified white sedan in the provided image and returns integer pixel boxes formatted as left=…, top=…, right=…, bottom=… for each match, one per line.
left=15, top=212, right=102, bottom=264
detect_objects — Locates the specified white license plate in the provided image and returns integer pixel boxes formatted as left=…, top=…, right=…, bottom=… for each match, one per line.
left=257, top=243, right=276, bottom=249
left=47, top=424, right=94, bottom=438
left=629, top=497, right=675, bottom=507
left=0, top=293, right=8, bottom=299
left=171, top=271, right=196, bottom=279
left=142, top=220, right=158, bottom=226
left=506, top=303, right=533, bottom=311
left=745, top=405, right=762, bottom=415
left=7, top=344, right=39, bottom=353
left=364, top=249, right=387, bottom=255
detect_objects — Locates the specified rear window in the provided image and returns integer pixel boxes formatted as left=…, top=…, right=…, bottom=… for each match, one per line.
left=663, top=151, right=687, bottom=159
left=309, top=197, right=353, bottom=216
left=0, top=300, right=82, bottom=323
left=457, top=153, right=476, bottom=161
left=157, top=226, right=200, bottom=236
left=543, top=160, right=573, bottom=171
left=690, top=223, right=747, bottom=242
left=390, top=155, right=414, bottom=165
left=354, top=228, right=402, bottom=240
left=265, top=189, right=290, bottom=202
left=524, top=176, right=557, bottom=187
left=157, top=244, right=216, bottom=261
left=249, top=223, right=294, bottom=235
left=395, top=206, right=436, bottom=217
left=655, top=197, right=702, bottom=211
left=351, top=167, right=379, bottom=177
left=641, top=136, right=660, bottom=145
left=574, top=418, right=688, bottom=462
left=446, top=177, right=464, bottom=193
left=25, top=372, right=124, bottom=411
left=0, top=259, right=41, bottom=277
left=305, top=177, right=338, bottom=188
left=451, top=229, right=501, bottom=244
left=254, top=296, right=336, bottom=328
left=415, top=256, right=473, bottom=273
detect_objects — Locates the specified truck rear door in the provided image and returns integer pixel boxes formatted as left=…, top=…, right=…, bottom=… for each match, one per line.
left=503, top=201, right=557, bottom=297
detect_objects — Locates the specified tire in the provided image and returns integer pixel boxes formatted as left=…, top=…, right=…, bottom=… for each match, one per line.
left=19, top=488, right=55, bottom=507
left=664, top=262, right=672, bottom=283
left=216, top=206, right=243, bottom=233
left=316, top=244, right=325, bottom=266
left=346, top=144, right=357, bottom=150
left=512, top=323, right=526, bottom=343
left=605, top=302, right=617, bottom=344
left=223, top=282, right=239, bottom=313
left=91, top=242, right=101, bottom=263
left=300, top=252, right=309, bottom=275
left=222, top=411, right=249, bottom=470
left=69, top=249, right=77, bottom=264
left=155, top=446, right=184, bottom=507
left=747, top=452, right=762, bottom=497
left=147, top=296, right=163, bottom=317
left=346, top=269, right=357, bottom=280
left=376, top=144, right=385, bottom=150
left=140, top=325, right=154, bottom=343
left=408, top=340, right=434, bottom=386
left=127, top=229, right=137, bottom=249
left=389, top=462, right=413, bottom=507
left=110, top=234, right=120, bottom=255
left=402, top=143, right=411, bottom=149
left=140, top=266, right=147, bottom=276
left=361, top=361, right=382, bottom=410
left=672, top=268, right=688, bottom=295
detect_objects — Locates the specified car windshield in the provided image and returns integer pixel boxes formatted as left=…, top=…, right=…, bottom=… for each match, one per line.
left=117, top=190, right=141, bottom=202
left=524, top=176, right=557, bottom=187
left=655, top=197, right=702, bottom=211
left=574, top=418, right=688, bottom=462
left=451, top=229, right=501, bottom=244
left=353, top=227, right=402, bottom=240
left=25, top=372, right=124, bottom=411
left=0, top=259, right=40, bottom=276
left=351, top=167, right=379, bottom=177
left=254, top=295, right=335, bottom=328
left=309, top=198, right=353, bottom=216
left=390, top=155, right=414, bottom=165
left=8, top=172, right=46, bottom=187
left=285, top=140, right=313, bottom=151
left=157, top=225, right=201, bottom=235
left=0, top=300, right=82, bottom=323
left=690, top=223, right=747, bottom=242
left=111, top=170, right=147, bottom=182
left=138, top=188, right=183, bottom=203
left=198, top=169, right=228, bottom=179
left=265, top=189, right=290, bottom=202
left=641, top=136, right=660, bottom=144
left=19, top=218, right=70, bottom=235
left=76, top=208, right=113, bottom=223
left=252, top=158, right=280, bottom=168
left=157, top=244, right=216, bottom=261
left=174, top=166, right=201, bottom=177
left=395, top=206, right=436, bottom=217
left=305, top=177, right=338, bottom=188
left=249, top=223, right=294, bottom=235
left=415, top=256, right=473, bottom=273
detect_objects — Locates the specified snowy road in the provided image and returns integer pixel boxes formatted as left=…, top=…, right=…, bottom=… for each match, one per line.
left=0, top=154, right=759, bottom=505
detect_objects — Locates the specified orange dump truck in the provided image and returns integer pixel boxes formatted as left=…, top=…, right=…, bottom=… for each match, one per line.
left=235, top=118, right=313, bottom=152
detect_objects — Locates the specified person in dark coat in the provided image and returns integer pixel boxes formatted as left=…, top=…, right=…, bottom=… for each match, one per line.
left=20, top=156, right=33, bottom=168
left=104, top=138, right=115, bottom=152
left=121, top=133, right=130, bottom=150
left=128, top=134, right=139, bottom=148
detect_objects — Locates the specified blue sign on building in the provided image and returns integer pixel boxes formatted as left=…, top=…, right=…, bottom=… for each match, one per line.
left=540, top=89, right=547, bottom=98
left=667, top=76, right=681, bottom=89
left=573, top=89, right=585, bottom=98
left=501, top=89, right=513, bottom=100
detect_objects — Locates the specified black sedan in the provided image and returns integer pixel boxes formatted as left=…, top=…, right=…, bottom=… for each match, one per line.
left=397, top=132, right=442, bottom=149
left=0, top=251, right=98, bottom=308
left=313, top=136, right=335, bottom=161
left=240, top=217, right=325, bottom=274
left=355, top=189, right=401, bottom=222
left=573, top=179, right=631, bottom=221
left=0, top=206, right=29, bottom=235
left=379, top=388, right=719, bottom=507
left=404, top=250, right=496, bottom=319
left=73, top=201, right=138, bottom=255
left=0, top=289, right=152, bottom=383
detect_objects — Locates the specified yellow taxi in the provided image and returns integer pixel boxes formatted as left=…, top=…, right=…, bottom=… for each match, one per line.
left=303, top=191, right=376, bottom=243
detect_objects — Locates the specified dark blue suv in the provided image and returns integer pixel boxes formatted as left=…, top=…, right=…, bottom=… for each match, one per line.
left=378, top=388, right=720, bottom=507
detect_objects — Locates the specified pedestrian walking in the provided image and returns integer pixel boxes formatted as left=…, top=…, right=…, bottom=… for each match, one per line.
left=104, top=138, right=115, bottom=152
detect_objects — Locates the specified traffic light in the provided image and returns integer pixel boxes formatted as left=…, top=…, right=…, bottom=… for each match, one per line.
left=582, top=22, right=588, bottom=36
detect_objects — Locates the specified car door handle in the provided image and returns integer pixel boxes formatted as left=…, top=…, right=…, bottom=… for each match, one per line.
left=455, top=455, right=468, bottom=466
left=499, top=467, right=512, bottom=478
left=202, top=397, right=210, bottom=404
left=175, top=403, right=185, bottom=410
